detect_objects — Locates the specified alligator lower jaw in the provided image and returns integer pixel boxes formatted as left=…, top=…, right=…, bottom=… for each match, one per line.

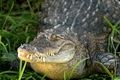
left=17, top=45, right=76, bottom=63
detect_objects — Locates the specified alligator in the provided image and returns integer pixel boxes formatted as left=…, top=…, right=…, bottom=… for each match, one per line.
left=17, top=0, right=120, bottom=79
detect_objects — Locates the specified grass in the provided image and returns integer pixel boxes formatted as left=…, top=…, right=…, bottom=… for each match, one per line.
left=0, top=0, right=120, bottom=80
left=64, top=58, right=88, bottom=80
left=103, top=17, right=120, bottom=80
left=0, top=0, right=43, bottom=79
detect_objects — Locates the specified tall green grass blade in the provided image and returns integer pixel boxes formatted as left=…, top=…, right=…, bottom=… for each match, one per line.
left=0, top=0, right=2, bottom=11
left=41, top=74, right=47, bottom=80
left=68, top=58, right=88, bottom=80
left=19, top=60, right=22, bottom=76
left=114, top=21, right=120, bottom=29
left=96, top=61, right=114, bottom=80
left=103, top=17, right=120, bottom=79
left=107, top=29, right=115, bottom=52
left=104, top=16, right=120, bottom=34
left=25, top=24, right=31, bottom=33
left=114, top=77, right=120, bottom=80
left=25, top=76, right=36, bottom=80
left=0, top=30, right=19, bottom=38
left=5, top=38, right=11, bottom=52
left=2, top=1, right=14, bottom=29
left=64, top=71, right=67, bottom=80
left=104, top=16, right=120, bottom=52
left=27, top=0, right=33, bottom=13
left=0, top=35, right=8, bottom=53
left=18, top=61, right=27, bottom=80
left=0, top=35, right=1, bottom=42
left=0, top=71, right=18, bottom=75
left=7, top=15, right=17, bottom=25
left=26, top=36, right=30, bottom=44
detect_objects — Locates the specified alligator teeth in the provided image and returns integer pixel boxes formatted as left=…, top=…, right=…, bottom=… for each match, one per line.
left=49, top=53, right=52, bottom=56
left=42, top=57, right=45, bottom=62
left=47, top=52, right=50, bottom=55
left=30, top=55, right=32, bottom=60
left=47, top=52, right=55, bottom=56
left=51, top=53, right=55, bottom=56
left=47, top=53, right=50, bottom=56
left=26, top=55, right=29, bottom=58
left=41, top=57, right=45, bottom=62
left=38, top=56, right=41, bottom=59
left=35, top=53, right=39, bottom=57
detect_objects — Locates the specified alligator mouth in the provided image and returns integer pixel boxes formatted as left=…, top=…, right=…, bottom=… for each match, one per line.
left=18, top=40, right=76, bottom=63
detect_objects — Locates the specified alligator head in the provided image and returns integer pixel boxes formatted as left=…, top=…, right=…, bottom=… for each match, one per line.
left=17, top=28, right=87, bottom=79
left=18, top=27, right=86, bottom=63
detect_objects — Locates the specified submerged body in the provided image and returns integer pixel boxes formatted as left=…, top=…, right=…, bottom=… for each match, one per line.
left=18, top=0, right=120, bottom=79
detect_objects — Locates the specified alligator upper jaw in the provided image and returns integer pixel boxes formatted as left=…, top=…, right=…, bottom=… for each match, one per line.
left=18, top=41, right=76, bottom=63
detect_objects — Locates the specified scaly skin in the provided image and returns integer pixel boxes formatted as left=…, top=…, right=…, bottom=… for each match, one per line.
left=18, top=0, right=120, bottom=79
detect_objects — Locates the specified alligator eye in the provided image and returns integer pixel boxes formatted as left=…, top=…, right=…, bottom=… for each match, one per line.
left=50, top=34, right=57, bottom=40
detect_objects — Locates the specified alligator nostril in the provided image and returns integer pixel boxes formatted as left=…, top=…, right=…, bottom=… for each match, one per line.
left=19, top=44, right=32, bottom=51
left=19, top=44, right=36, bottom=52
left=20, top=44, right=28, bottom=49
